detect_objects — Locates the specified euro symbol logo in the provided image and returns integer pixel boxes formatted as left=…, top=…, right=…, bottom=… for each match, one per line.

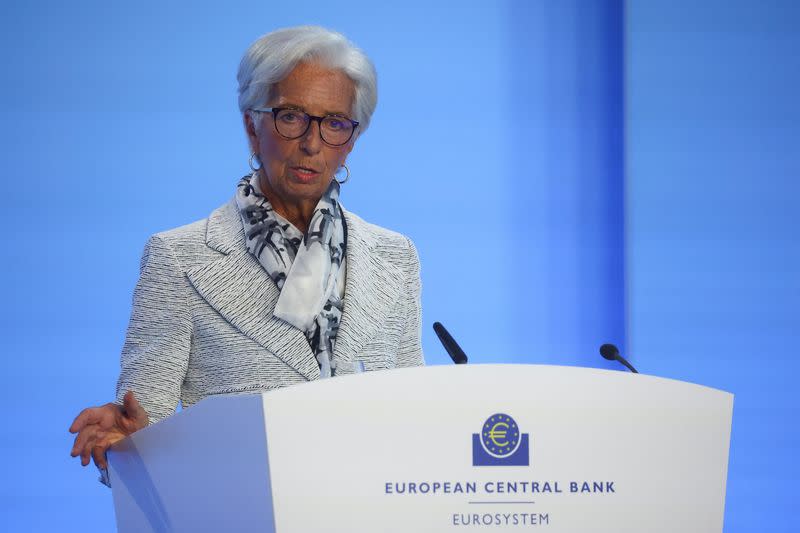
left=488, top=422, right=509, bottom=447
left=474, top=413, right=528, bottom=465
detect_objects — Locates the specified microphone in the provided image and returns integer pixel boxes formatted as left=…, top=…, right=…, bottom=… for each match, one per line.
left=599, top=343, right=639, bottom=373
left=433, top=322, right=468, bottom=364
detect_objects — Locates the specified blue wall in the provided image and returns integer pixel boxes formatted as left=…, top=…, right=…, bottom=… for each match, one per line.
left=0, top=0, right=794, bottom=531
left=626, top=1, right=800, bottom=530
left=507, top=0, right=625, bottom=364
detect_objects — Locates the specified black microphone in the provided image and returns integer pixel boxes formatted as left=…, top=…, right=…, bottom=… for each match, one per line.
left=600, top=343, right=639, bottom=373
left=433, top=322, right=468, bottom=364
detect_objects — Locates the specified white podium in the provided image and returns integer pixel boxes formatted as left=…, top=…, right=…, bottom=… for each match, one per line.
left=108, top=365, right=733, bottom=532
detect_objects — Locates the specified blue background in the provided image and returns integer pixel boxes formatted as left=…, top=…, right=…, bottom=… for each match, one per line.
left=0, top=0, right=796, bottom=531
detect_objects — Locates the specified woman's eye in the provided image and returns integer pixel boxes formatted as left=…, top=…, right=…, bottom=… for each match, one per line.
left=280, top=112, right=300, bottom=123
left=326, top=118, right=345, bottom=130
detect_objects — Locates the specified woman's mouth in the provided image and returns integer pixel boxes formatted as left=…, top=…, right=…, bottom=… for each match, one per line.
left=289, top=166, right=320, bottom=182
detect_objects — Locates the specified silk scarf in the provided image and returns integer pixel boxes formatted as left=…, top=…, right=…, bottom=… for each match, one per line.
left=235, top=173, right=346, bottom=378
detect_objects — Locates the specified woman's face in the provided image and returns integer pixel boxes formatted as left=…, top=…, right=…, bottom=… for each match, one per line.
left=246, top=62, right=356, bottom=209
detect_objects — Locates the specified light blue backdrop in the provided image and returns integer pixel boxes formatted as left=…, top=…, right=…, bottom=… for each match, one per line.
left=0, top=1, right=795, bottom=531
left=627, top=1, right=799, bottom=530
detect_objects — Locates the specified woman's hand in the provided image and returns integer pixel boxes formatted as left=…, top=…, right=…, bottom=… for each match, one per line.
left=69, top=391, right=149, bottom=469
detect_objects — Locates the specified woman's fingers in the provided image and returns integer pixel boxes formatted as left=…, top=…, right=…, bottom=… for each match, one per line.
left=122, top=391, right=149, bottom=427
left=70, top=397, right=149, bottom=469
left=71, top=424, right=99, bottom=459
left=80, top=434, right=96, bottom=466
left=72, top=425, right=115, bottom=466
left=92, top=439, right=109, bottom=470
left=69, top=406, right=103, bottom=433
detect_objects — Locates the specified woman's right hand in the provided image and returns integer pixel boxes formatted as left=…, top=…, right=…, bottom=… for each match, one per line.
left=69, top=390, right=149, bottom=470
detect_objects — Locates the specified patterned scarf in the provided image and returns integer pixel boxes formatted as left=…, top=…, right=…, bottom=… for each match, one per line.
left=235, top=173, right=347, bottom=378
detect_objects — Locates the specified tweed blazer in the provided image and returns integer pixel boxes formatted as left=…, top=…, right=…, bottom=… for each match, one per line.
left=115, top=198, right=424, bottom=423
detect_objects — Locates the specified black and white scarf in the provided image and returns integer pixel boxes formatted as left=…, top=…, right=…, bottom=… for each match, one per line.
left=235, top=173, right=347, bottom=378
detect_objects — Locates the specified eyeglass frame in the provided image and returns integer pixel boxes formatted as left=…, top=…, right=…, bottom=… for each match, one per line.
left=250, top=107, right=360, bottom=146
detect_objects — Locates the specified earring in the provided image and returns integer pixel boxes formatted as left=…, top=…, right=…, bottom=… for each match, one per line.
left=335, top=164, right=350, bottom=184
left=249, top=153, right=262, bottom=172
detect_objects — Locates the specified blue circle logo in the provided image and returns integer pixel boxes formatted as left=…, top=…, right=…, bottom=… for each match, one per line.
left=480, top=413, right=521, bottom=458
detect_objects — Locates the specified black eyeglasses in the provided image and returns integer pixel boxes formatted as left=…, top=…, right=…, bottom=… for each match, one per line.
left=251, top=107, right=359, bottom=146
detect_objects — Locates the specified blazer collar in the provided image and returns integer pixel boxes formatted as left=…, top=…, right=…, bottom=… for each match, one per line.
left=334, top=211, right=404, bottom=369
left=186, top=199, right=403, bottom=379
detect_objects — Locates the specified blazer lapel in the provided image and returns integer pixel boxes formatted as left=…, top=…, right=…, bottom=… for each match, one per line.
left=334, top=211, right=403, bottom=368
left=186, top=200, right=320, bottom=381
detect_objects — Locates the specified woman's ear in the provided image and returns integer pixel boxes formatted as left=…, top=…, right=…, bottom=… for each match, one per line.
left=341, top=136, right=356, bottom=162
left=243, top=112, right=259, bottom=153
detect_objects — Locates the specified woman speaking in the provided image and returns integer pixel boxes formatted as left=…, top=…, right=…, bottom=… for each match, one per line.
left=69, top=26, right=424, bottom=470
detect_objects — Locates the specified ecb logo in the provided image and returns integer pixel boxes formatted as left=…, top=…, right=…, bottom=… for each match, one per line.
left=472, top=413, right=530, bottom=466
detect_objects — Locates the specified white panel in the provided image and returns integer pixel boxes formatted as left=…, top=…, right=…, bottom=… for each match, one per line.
left=262, top=365, right=731, bottom=532
left=109, top=394, right=274, bottom=532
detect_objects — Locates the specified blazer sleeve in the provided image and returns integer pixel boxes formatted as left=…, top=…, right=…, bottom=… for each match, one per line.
left=396, top=236, right=425, bottom=367
left=115, top=234, right=192, bottom=424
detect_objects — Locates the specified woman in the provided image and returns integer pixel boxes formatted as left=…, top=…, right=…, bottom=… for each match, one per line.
left=69, top=26, right=424, bottom=472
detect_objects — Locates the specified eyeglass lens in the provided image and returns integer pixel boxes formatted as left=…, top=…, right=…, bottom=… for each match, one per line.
left=274, top=109, right=354, bottom=145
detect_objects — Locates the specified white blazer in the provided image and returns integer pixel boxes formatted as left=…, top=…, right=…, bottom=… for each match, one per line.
left=116, top=199, right=424, bottom=423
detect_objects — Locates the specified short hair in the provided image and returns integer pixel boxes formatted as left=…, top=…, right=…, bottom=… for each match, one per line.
left=237, top=26, right=378, bottom=135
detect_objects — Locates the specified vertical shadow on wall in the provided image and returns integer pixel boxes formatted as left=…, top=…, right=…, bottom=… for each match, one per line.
left=506, top=0, right=625, bottom=365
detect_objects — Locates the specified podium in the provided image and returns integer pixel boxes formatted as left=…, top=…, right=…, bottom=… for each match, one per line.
left=108, top=365, right=733, bottom=532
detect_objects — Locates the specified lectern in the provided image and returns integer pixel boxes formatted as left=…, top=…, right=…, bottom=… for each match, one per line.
left=108, top=365, right=733, bottom=532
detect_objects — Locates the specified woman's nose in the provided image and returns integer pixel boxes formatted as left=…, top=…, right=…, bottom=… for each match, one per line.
left=299, top=119, right=323, bottom=154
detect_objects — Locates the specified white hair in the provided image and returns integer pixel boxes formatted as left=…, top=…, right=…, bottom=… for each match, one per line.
left=237, top=26, right=378, bottom=135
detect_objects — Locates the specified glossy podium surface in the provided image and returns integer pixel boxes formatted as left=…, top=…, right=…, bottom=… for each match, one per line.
left=109, top=365, right=733, bottom=532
